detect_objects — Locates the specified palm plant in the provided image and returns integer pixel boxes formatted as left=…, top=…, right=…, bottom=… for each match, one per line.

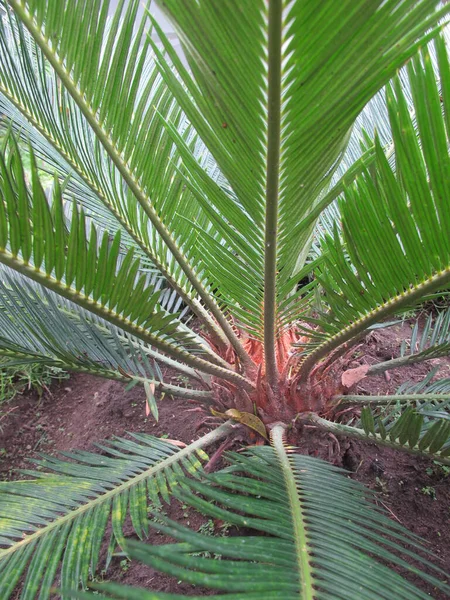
left=1, top=0, right=450, bottom=597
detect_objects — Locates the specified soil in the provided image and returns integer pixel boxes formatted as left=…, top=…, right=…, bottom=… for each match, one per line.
left=1, top=320, right=450, bottom=598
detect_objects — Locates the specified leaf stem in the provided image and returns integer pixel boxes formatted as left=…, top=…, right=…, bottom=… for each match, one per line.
left=264, top=0, right=282, bottom=391
left=0, top=350, right=215, bottom=401
left=365, top=353, right=437, bottom=376
left=131, top=375, right=215, bottom=402
left=334, top=393, right=450, bottom=404
left=299, top=267, right=450, bottom=381
left=303, top=413, right=450, bottom=465
left=271, top=424, right=315, bottom=599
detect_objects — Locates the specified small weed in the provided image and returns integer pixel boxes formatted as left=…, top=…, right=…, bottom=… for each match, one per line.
left=197, top=519, right=216, bottom=537
left=192, top=519, right=233, bottom=560
left=119, top=559, right=130, bottom=573
left=401, top=309, right=420, bottom=321
left=421, top=486, right=437, bottom=500
left=440, top=464, right=450, bottom=477
left=425, top=461, right=450, bottom=479
left=0, top=360, right=69, bottom=404
left=218, top=521, right=232, bottom=535
left=89, top=568, right=108, bottom=588
left=375, top=477, right=389, bottom=494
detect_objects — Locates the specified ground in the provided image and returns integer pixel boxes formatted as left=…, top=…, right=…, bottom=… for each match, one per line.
left=1, top=321, right=449, bottom=597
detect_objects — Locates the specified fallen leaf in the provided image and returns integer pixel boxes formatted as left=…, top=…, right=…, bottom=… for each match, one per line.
left=225, top=409, right=268, bottom=440
left=164, top=439, right=187, bottom=448
left=341, top=364, right=369, bottom=389
left=211, top=408, right=268, bottom=440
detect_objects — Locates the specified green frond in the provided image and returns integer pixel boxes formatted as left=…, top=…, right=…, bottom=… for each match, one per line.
left=361, top=403, right=450, bottom=459
left=1, top=2, right=449, bottom=598
left=399, top=370, right=450, bottom=394
left=0, top=270, right=148, bottom=380
left=0, top=12, right=233, bottom=346
left=0, top=423, right=233, bottom=599
left=359, top=371, right=450, bottom=415
left=2, top=0, right=248, bottom=362
left=307, top=403, right=450, bottom=465
left=4, top=0, right=448, bottom=366
left=299, top=36, right=450, bottom=374
left=335, top=393, right=450, bottom=406
left=0, top=13, right=142, bottom=248
left=388, top=307, right=450, bottom=366
left=307, top=19, right=450, bottom=265
left=0, top=270, right=212, bottom=406
left=91, top=431, right=450, bottom=599
left=147, top=0, right=449, bottom=366
left=0, top=138, right=252, bottom=386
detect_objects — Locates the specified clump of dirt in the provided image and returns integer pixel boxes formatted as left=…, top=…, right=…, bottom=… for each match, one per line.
left=0, top=373, right=208, bottom=477
left=0, top=320, right=449, bottom=597
left=349, top=322, right=450, bottom=395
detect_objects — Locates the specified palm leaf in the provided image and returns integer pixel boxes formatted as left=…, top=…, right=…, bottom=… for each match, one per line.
left=382, top=308, right=450, bottom=369
left=0, top=2, right=449, bottom=596
left=0, top=137, right=250, bottom=386
left=0, top=269, right=213, bottom=404
left=148, top=0, right=449, bottom=352
left=5, top=0, right=449, bottom=371
left=344, top=308, right=450, bottom=381
left=311, top=21, right=450, bottom=250
left=353, top=370, right=450, bottom=416
left=398, top=370, right=450, bottom=394
left=0, top=6, right=232, bottom=349
left=336, top=306, right=450, bottom=381
left=307, top=403, right=450, bottom=465
left=89, top=426, right=450, bottom=599
left=335, top=367, right=450, bottom=406
left=0, top=423, right=233, bottom=599
left=2, top=0, right=247, bottom=362
left=299, top=36, right=450, bottom=375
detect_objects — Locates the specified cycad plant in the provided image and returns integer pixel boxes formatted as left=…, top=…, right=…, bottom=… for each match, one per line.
left=1, top=0, right=450, bottom=598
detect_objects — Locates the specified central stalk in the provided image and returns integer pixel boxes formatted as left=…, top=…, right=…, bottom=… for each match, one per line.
left=263, top=0, right=283, bottom=392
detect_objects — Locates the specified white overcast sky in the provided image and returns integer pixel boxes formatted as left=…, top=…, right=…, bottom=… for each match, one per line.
left=109, top=0, right=173, bottom=31
left=109, top=0, right=184, bottom=58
